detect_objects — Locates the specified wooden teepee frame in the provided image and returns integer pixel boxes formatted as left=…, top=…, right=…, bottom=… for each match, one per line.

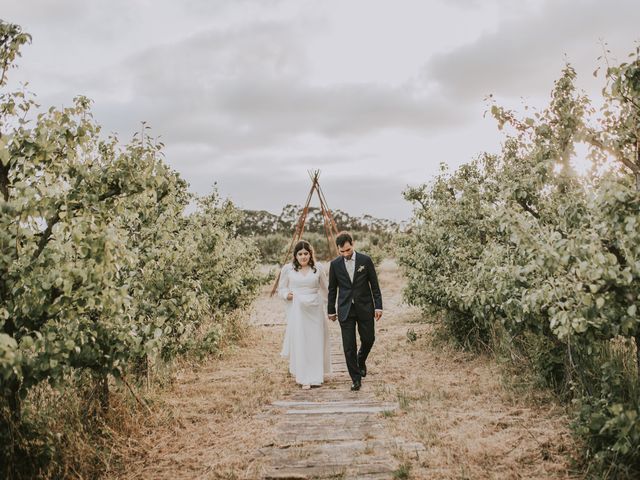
left=270, top=170, right=340, bottom=296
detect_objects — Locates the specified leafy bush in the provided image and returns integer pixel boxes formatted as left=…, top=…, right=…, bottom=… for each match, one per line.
left=573, top=339, right=640, bottom=477
left=399, top=48, right=640, bottom=476
left=248, top=229, right=394, bottom=265
left=0, top=22, right=264, bottom=478
left=253, top=233, right=290, bottom=264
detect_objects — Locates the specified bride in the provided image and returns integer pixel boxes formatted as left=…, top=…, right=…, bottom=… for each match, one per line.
left=278, top=240, right=331, bottom=389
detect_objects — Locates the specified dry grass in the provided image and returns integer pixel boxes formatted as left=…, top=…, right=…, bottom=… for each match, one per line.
left=369, top=259, right=580, bottom=479
left=113, top=259, right=580, bottom=479
left=2, top=370, right=165, bottom=479
left=110, top=288, right=292, bottom=479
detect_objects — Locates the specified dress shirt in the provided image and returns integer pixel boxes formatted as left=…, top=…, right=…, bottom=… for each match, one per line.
left=344, top=251, right=356, bottom=282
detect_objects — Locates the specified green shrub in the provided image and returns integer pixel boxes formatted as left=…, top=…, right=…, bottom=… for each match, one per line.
left=399, top=48, right=640, bottom=476
left=573, top=340, right=640, bottom=478
left=0, top=21, right=264, bottom=478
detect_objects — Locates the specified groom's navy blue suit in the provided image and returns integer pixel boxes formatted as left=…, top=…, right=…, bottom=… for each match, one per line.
left=328, top=252, right=382, bottom=383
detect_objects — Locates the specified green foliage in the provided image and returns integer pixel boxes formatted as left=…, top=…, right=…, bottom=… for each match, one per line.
left=237, top=205, right=399, bottom=237
left=573, top=339, right=640, bottom=477
left=399, top=49, right=640, bottom=476
left=237, top=202, right=399, bottom=265
left=392, top=462, right=411, bottom=479
left=249, top=229, right=393, bottom=264
left=253, top=233, right=290, bottom=263
left=406, top=328, right=417, bottom=343
left=0, top=22, right=31, bottom=88
left=0, top=20, right=264, bottom=478
left=189, top=193, right=264, bottom=313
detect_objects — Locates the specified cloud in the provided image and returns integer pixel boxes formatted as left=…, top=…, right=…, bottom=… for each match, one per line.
left=66, top=20, right=471, bottom=155
left=213, top=80, right=462, bottom=136
left=10, top=0, right=635, bottom=222
left=423, top=0, right=640, bottom=101
left=156, top=139, right=415, bottom=219
left=208, top=168, right=414, bottom=220
left=442, top=0, right=484, bottom=8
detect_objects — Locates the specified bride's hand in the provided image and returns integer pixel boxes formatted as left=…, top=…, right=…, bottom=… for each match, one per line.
left=287, top=292, right=293, bottom=301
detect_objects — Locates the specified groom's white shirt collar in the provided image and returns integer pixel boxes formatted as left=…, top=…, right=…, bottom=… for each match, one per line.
left=344, top=251, right=356, bottom=263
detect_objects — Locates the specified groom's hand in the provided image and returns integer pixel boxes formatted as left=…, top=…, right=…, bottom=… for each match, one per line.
left=328, top=314, right=337, bottom=322
left=374, top=310, right=383, bottom=321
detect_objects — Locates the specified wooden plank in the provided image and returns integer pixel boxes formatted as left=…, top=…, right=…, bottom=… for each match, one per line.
left=276, top=424, right=380, bottom=436
left=264, top=461, right=395, bottom=479
left=262, top=326, right=425, bottom=479
left=262, top=441, right=399, bottom=471
left=272, top=400, right=391, bottom=408
left=284, top=405, right=398, bottom=415
left=276, top=417, right=381, bottom=427
left=277, top=432, right=378, bottom=443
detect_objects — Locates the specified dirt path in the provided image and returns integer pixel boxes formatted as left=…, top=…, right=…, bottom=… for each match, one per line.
left=119, top=259, right=578, bottom=479
left=361, top=260, right=578, bottom=479
left=259, top=325, right=425, bottom=479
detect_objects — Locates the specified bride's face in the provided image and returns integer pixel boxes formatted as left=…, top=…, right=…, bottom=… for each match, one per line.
left=296, top=248, right=311, bottom=266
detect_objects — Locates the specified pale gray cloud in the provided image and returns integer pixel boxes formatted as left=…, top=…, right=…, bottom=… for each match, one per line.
left=424, top=0, right=640, bottom=101
left=2, top=0, right=639, bottom=221
left=73, top=21, right=465, bottom=150
left=42, top=19, right=468, bottom=160
left=210, top=169, right=414, bottom=221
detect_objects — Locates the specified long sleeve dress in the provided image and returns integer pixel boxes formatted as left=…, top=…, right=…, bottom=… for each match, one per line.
left=278, top=262, right=331, bottom=385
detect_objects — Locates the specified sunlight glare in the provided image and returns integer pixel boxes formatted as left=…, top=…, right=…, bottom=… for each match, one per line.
left=570, top=142, right=592, bottom=176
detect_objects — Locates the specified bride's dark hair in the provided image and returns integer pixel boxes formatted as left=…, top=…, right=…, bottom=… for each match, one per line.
left=292, top=240, right=317, bottom=272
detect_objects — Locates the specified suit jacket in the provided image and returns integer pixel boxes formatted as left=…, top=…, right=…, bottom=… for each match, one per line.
left=327, top=252, right=383, bottom=322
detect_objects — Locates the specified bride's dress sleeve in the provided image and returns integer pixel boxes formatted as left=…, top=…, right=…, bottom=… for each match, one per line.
left=278, top=264, right=293, bottom=358
left=318, top=263, right=329, bottom=300
left=277, top=264, right=292, bottom=301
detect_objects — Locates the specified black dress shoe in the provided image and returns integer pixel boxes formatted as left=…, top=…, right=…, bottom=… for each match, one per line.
left=351, top=380, right=361, bottom=391
left=357, top=357, right=367, bottom=377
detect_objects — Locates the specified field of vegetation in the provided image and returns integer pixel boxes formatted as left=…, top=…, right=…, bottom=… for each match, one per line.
left=237, top=205, right=398, bottom=264
left=2, top=18, right=640, bottom=479
left=0, top=23, right=264, bottom=479
left=398, top=47, right=640, bottom=477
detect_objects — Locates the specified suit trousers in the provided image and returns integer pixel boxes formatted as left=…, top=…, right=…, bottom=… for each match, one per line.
left=339, top=308, right=375, bottom=382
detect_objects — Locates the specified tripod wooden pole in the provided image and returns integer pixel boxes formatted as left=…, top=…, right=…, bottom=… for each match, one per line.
left=270, top=170, right=339, bottom=296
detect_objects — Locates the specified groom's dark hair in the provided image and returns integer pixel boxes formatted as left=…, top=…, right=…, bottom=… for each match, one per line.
left=335, top=231, right=353, bottom=247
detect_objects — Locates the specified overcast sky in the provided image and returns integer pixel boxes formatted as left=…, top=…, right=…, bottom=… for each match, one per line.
left=2, top=0, right=639, bottom=220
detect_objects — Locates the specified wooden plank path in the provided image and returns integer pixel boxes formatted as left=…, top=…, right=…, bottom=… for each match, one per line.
left=259, top=327, right=426, bottom=479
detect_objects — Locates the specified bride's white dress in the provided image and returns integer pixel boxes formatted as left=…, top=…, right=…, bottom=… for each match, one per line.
left=278, top=263, right=331, bottom=385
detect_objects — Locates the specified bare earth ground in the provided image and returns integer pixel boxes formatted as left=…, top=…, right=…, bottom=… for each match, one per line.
left=118, top=259, right=579, bottom=479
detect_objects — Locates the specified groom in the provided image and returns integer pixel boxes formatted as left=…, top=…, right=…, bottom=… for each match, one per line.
left=328, top=231, right=383, bottom=391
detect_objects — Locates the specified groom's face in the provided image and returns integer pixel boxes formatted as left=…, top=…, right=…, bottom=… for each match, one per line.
left=338, top=242, right=354, bottom=259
